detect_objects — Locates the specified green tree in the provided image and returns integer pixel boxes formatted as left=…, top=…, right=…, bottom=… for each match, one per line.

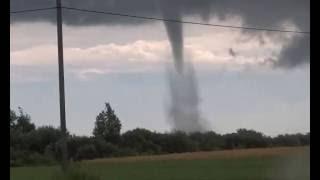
left=27, top=126, right=62, bottom=153
left=160, top=131, right=197, bottom=153
left=10, top=109, right=17, bottom=128
left=92, top=138, right=118, bottom=158
left=75, top=144, right=97, bottom=161
left=121, top=128, right=161, bottom=154
left=189, top=131, right=224, bottom=151
left=93, top=112, right=106, bottom=139
left=93, top=103, right=122, bottom=144
left=15, top=107, right=35, bottom=133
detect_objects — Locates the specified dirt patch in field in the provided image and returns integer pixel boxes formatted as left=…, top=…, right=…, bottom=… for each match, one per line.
left=85, top=146, right=309, bottom=164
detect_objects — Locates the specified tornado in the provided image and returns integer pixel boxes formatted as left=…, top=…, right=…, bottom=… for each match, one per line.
left=167, top=62, right=206, bottom=133
left=161, top=7, right=184, bottom=74
left=159, top=0, right=206, bottom=133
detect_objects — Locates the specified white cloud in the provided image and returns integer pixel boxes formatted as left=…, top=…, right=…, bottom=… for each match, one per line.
left=11, top=23, right=291, bottom=81
left=77, top=68, right=107, bottom=80
left=11, top=45, right=57, bottom=66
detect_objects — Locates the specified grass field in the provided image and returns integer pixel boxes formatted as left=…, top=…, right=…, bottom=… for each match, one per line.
left=10, top=146, right=309, bottom=180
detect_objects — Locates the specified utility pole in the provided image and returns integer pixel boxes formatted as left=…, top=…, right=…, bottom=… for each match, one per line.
left=56, top=0, right=68, bottom=171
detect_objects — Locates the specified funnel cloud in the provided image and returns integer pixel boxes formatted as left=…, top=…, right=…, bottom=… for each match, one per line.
left=158, top=0, right=206, bottom=132
left=162, top=11, right=184, bottom=73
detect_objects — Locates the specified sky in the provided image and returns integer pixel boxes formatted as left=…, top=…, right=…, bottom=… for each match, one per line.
left=10, top=0, right=310, bottom=136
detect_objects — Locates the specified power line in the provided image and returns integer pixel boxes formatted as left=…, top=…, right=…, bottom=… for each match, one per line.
left=62, top=6, right=309, bottom=34
left=10, top=7, right=57, bottom=14
left=10, top=6, right=310, bottom=35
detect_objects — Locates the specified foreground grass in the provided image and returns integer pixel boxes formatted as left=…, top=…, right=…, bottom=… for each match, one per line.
left=11, top=146, right=309, bottom=180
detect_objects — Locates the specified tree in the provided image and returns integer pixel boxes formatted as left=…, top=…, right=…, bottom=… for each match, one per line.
left=10, top=110, right=17, bottom=128
left=121, top=128, right=161, bottom=154
left=236, top=129, right=267, bottom=148
left=160, top=131, right=197, bottom=153
left=93, top=103, right=122, bottom=144
left=92, top=138, right=118, bottom=158
left=66, top=136, right=92, bottom=161
left=10, top=108, right=36, bottom=157
left=27, top=126, right=62, bottom=153
left=75, top=144, right=97, bottom=161
left=15, top=107, right=35, bottom=133
left=189, top=131, right=224, bottom=151
left=93, top=112, right=106, bottom=139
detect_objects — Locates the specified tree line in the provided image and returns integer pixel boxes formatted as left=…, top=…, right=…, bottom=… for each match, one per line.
left=10, top=103, right=310, bottom=167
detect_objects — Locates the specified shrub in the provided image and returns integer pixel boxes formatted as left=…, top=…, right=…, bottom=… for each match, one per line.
left=92, top=138, right=118, bottom=158
left=26, top=152, right=56, bottom=166
left=121, top=128, right=162, bottom=154
left=161, top=131, right=198, bottom=153
left=113, top=147, right=138, bottom=157
left=75, top=144, right=98, bottom=161
left=10, top=149, right=56, bottom=166
left=51, top=165, right=100, bottom=180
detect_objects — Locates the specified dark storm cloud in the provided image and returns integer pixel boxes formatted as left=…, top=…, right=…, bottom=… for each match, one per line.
left=10, top=0, right=309, bottom=30
left=11, top=0, right=309, bottom=67
left=274, top=35, right=310, bottom=68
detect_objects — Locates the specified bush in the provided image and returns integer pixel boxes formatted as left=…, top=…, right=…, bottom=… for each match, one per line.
left=121, top=128, right=162, bottom=154
left=51, top=165, right=100, bottom=180
left=10, top=149, right=56, bottom=167
left=93, top=138, right=118, bottom=158
left=113, top=147, right=138, bottom=157
left=67, top=136, right=92, bottom=160
left=161, top=131, right=198, bottom=153
left=236, top=129, right=268, bottom=148
left=189, top=131, right=224, bottom=151
left=75, top=144, right=98, bottom=161
left=25, top=152, right=56, bottom=166
left=10, top=149, right=30, bottom=167
left=27, top=126, right=62, bottom=153
left=272, top=134, right=303, bottom=147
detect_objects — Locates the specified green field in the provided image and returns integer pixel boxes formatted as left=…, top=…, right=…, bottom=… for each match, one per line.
left=10, top=146, right=309, bottom=180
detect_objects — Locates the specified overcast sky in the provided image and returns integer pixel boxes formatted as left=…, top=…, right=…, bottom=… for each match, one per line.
left=10, top=0, right=309, bottom=136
